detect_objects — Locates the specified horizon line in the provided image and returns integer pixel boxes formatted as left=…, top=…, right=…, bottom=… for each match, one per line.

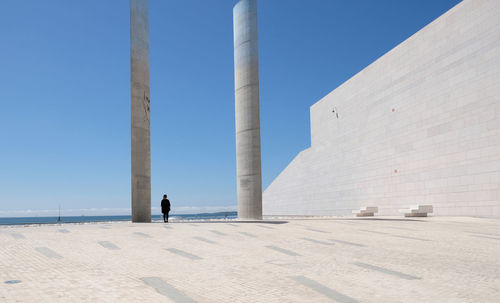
left=0, top=205, right=237, bottom=218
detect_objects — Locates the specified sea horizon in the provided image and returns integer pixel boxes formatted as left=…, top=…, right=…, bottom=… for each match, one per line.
left=0, top=211, right=238, bottom=225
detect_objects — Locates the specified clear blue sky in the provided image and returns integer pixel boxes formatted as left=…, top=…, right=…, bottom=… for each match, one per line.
left=0, top=0, right=461, bottom=216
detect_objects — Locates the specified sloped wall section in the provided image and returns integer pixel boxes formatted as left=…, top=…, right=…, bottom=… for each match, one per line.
left=263, top=0, right=500, bottom=217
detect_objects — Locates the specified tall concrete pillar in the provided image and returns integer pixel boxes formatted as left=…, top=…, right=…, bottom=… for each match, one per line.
left=233, top=0, right=263, bottom=220
left=130, top=0, right=151, bottom=222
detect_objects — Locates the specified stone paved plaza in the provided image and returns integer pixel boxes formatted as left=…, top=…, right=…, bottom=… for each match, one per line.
left=1, top=217, right=499, bottom=302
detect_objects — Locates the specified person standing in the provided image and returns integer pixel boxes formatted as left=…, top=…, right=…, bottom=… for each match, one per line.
left=161, top=194, right=171, bottom=223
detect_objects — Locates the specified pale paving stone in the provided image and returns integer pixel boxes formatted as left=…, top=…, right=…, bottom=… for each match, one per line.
left=141, top=277, right=196, bottom=303
left=291, top=276, right=359, bottom=303
left=0, top=217, right=499, bottom=302
left=98, top=241, right=120, bottom=250
left=10, top=233, right=25, bottom=239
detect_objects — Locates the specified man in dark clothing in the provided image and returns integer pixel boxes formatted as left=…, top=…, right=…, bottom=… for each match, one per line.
left=161, top=194, right=171, bottom=223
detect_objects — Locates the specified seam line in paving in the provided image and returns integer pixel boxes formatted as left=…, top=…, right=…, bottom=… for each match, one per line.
left=465, top=231, right=500, bottom=237
left=471, top=235, right=500, bottom=241
left=305, top=228, right=331, bottom=234
left=360, top=229, right=429, bottom=241
left=209, top=230, right=227, bottom=236
left=391, top=235, right=430, bottom=242
left=291, top=276, right=359, bottom=303
left=359, top=229, right=391, bottom=235
left=11, top=233, right=25, bottom=239
left=333, top=221, right=362, bottom=225
left=329, top=239, right=366, bottom=247
left=35, top=247, right=63, bottom=259
left=266, top=260, right=297, bottom=267
left=265, top=245, right=301, bottom=256
left=193, top=236, right=216, bottom=244
left=134, top=232, right=151, bottom=238
left=257, top=225, right=274, bottom=229
left=98, top=241, right=120, bottom=250
left=384, top=226, right=417, bottom=231
left=301, top=238, right=334, bottom=246
left=352, top=262, right=421, bottom=280
left=141, top=277, right=196, bottom=303
left=239, top=232, right=257, bottom=238
left=166, top=248, right=202, bottom=260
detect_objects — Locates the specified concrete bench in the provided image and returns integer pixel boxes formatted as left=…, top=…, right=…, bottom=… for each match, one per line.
left=399, top=205, right=433, bottom=217
left=352, top=206, right=378, bottom=217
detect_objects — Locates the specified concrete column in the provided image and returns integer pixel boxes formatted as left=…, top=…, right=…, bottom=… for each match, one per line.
left=130, top=0, right=151, bottom=222
left=233, top=0, right=263, bottom=220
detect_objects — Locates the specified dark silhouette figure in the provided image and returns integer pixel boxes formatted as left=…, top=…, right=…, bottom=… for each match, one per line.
left=161, top=194, right=171, bottom=223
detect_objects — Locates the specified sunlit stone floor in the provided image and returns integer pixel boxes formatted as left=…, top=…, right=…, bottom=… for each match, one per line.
left=1, top=216, right=499, bottom=302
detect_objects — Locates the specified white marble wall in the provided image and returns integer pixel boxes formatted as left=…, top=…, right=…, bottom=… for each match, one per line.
left=263, top=0, right=500, bottom=218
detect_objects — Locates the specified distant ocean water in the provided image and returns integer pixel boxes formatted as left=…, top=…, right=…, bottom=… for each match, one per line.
left=0, top=212, right=237, bottom=225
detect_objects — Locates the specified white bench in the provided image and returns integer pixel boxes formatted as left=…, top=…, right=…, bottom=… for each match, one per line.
left=399, top=205, right=433, bottom=217
left=352, top=206, right=378, bottom=217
